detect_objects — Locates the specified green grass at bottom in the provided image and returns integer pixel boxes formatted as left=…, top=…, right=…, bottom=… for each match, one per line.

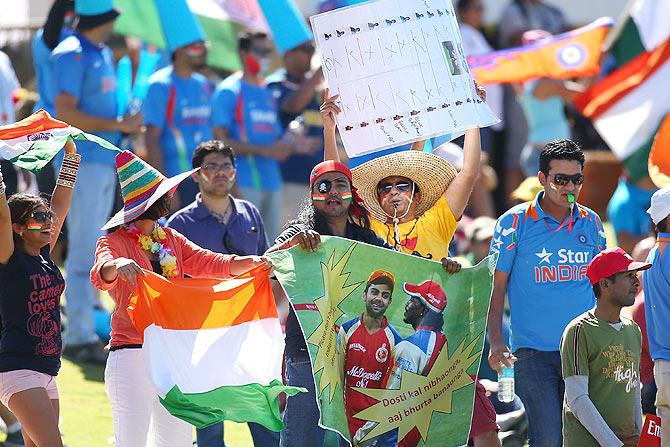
left=53, top=358, right=254, bottom=446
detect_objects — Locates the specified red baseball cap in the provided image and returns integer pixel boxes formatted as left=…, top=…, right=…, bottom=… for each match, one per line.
left=586, top=247, right=652, bottom=285
left=310, top=160, right=352, bottom=188
left=402, top=280, right=447, bottom=313
left=367, top=270, right=395, bottom=288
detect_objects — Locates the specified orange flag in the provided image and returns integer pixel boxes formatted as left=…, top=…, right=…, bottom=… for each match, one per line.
left=468, top=17, right=612, bottom=85
left=649, top=113, right=670, bottom=188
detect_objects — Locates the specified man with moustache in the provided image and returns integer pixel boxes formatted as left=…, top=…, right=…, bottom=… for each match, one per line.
left=561, top=247, right=647, bottom=446
left=337, top=270, right=402, bottom=442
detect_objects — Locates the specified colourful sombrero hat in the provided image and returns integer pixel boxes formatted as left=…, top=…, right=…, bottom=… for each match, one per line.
left=101, top=151, right=197, bottom=230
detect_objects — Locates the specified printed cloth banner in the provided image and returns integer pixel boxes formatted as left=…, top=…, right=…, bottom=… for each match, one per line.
left=639, top=414, right=661, bottom=447
left=467, top=17, right=613, bottom=85
left=0, top=110, right=120, bottom=173
left=268, top=236, right=495, bottom=446
left=310, top=0, right=498, bottom=158
left=127, top=266, right=305, bottom=430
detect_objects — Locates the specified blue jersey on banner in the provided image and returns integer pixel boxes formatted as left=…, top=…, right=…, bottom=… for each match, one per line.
left=32, top=28, right=73, bottom=115
left=51, top=33, right=119, bottom=165
left=489, top=191, right=605, bottom=351
left=144, top=67, right=213, bottom=177
left=212, top=74, right=282, bottom=191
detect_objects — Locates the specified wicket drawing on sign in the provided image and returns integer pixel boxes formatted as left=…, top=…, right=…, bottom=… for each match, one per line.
left=310, top=0, right=498, bottom=157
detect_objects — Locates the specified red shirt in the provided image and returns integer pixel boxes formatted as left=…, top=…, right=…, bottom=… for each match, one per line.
left=337, top=315, right=401, bottom=436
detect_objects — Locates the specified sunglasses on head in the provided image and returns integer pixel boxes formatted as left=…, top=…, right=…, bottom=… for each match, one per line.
left=31, top=211, right=54, bottom=223
left=377, top=181, right=412, bottom=195
left=549, top=173, right=584, bottom=186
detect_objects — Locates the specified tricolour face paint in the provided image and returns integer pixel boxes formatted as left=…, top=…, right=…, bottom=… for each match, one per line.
left=312, top=194, right=326, bottom=202
left=549, top=182, right=559, bottom=193
left=27, top=223, right=42, bottom=232
left=199, top=169, right=213, bottom=183
left=341, top=192, right=352, bottom=201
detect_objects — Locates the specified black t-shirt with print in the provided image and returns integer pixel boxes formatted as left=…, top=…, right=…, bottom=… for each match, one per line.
left=0, top=245, right=64, bottom=376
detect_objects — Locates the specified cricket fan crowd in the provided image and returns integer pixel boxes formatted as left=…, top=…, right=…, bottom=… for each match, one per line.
left=0, top=0, right=669, bottom=446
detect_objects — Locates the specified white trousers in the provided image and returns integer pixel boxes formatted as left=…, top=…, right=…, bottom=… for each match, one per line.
left=105, top=349, right=192, bottom=447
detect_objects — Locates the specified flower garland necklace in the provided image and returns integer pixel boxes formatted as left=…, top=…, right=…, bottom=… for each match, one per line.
left=124, top=222, right=179, bottom=278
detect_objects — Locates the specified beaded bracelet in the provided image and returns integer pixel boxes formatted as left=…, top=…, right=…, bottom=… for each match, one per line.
left=56, top=153, right=81, bottom=189
left=0, top=168, right=5, bottom=196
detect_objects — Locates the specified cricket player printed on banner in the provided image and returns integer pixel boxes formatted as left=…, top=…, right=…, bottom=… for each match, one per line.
left=268, top=237, right=497, bottom=446
left=309, top=0, right=498, bottom=157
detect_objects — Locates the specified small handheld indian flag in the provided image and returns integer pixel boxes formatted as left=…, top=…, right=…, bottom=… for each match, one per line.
left=128, top=265, right=305, bottom=430
left=0, top=110, right=121, bottom=173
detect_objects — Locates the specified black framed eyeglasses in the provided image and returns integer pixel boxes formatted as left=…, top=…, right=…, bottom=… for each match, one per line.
left=30, top=211, right=54, bottom=223
left=549, top=173, right=585, bottom=186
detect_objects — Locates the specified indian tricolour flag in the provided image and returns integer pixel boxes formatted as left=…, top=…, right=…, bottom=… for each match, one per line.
left=575, top=0, right=670, bottom=182
left=128, top=265, right=305, bottom=430
left=0, top=110, right=120, bottom=173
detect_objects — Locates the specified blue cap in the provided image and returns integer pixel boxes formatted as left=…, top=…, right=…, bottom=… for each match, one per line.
left=76, top=0, right=115, bottom=16
left=257, top=0, right=313, bottom=54
left=155, top=0, right=206, bottom=52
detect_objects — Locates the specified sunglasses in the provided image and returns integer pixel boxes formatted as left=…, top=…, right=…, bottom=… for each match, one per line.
left=222, top=227, right=257, bottom=256
left=549, top=173, right=584, bottom=186
left=202, top=163, right=234, bottom=174
left=377, top=181, right=412, bottom=195
left=30, top=211, right=54, bottom=223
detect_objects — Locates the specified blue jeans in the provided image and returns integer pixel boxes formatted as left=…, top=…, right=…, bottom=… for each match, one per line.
left=196, top=421, right=279, bottom=447
left=63, top=162, right=117, bottom=345
left=513, top=348, right=564, bottom=447
left=281, top=357, right=325, bottom=447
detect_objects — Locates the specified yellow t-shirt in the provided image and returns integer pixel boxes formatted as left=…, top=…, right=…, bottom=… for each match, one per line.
left=369, top=195, right=458, bottom=261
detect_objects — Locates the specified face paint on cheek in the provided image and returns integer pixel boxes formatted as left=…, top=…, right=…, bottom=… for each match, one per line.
left=199, top=170, right=213, bottom=183
left=312, top=194, right=326, bottom=202
left=27, top=223, right=43, bottom=232
left=226, top=171, right=236, bottom=184
left=549, top=182, right=559, bottom=193
left=341, top=192, right=352, bottom=201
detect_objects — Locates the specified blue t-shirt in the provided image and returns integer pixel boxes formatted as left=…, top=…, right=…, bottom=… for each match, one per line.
left=489, top=191, right=605, bottom=351
left=0, top=245, right=64, bottom=376
left=211, top=74, right=282, bottom=191
left=520, top=79, right=570, bottom=144
left=266, top=69, right=324, bottom=184
left=144, top=67, right=213, bottom=177
left=607, top=178, right=656, bottom=239
left=643, top=233, right=670, bottom=361
left=32, top=28, right=72, bottom=115
left=51, top=33, right=120, bottom=165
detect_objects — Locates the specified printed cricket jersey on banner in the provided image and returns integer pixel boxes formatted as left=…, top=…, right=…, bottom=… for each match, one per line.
left=387, top=328, right=446, bottom=390
left=51, top=33, right=119, bottom=165
left=490, top=191, right=605, bottom=351
left=337, top=315, right=401, bottom=437
left=144, top=67, right=212, bottom=177
left=212, top=74, right=282, bottom=191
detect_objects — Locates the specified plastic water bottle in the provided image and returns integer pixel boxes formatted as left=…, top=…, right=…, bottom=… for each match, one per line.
left=497, top=353, right=515, bottom=403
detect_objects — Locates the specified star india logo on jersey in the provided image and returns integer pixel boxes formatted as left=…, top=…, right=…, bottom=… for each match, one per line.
left=533, top=247, right=591, bottom=283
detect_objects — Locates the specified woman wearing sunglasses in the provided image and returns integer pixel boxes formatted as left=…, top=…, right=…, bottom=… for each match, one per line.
left=0, top=139, right=79, bottom=447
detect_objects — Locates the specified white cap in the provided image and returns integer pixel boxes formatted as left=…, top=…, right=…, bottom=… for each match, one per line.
left=647, top=187, right=670, bottom=225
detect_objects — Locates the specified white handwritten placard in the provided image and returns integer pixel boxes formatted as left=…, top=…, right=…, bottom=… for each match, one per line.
left=310, top=0, right=499, bottom=157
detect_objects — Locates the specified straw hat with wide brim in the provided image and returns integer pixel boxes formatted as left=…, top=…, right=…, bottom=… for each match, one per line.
left=351, top=151, right=457, bottom=223
left=101, top=151, right=197, bottom=230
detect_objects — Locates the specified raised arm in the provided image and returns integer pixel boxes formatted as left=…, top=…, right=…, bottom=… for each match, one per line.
left=320, top=88, right=341, bottom=162
left=48, top=139, right=78, bottom=252
left=0, top=165, right=13, bottom=263
left=444, top=82, right=486, bottom=220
